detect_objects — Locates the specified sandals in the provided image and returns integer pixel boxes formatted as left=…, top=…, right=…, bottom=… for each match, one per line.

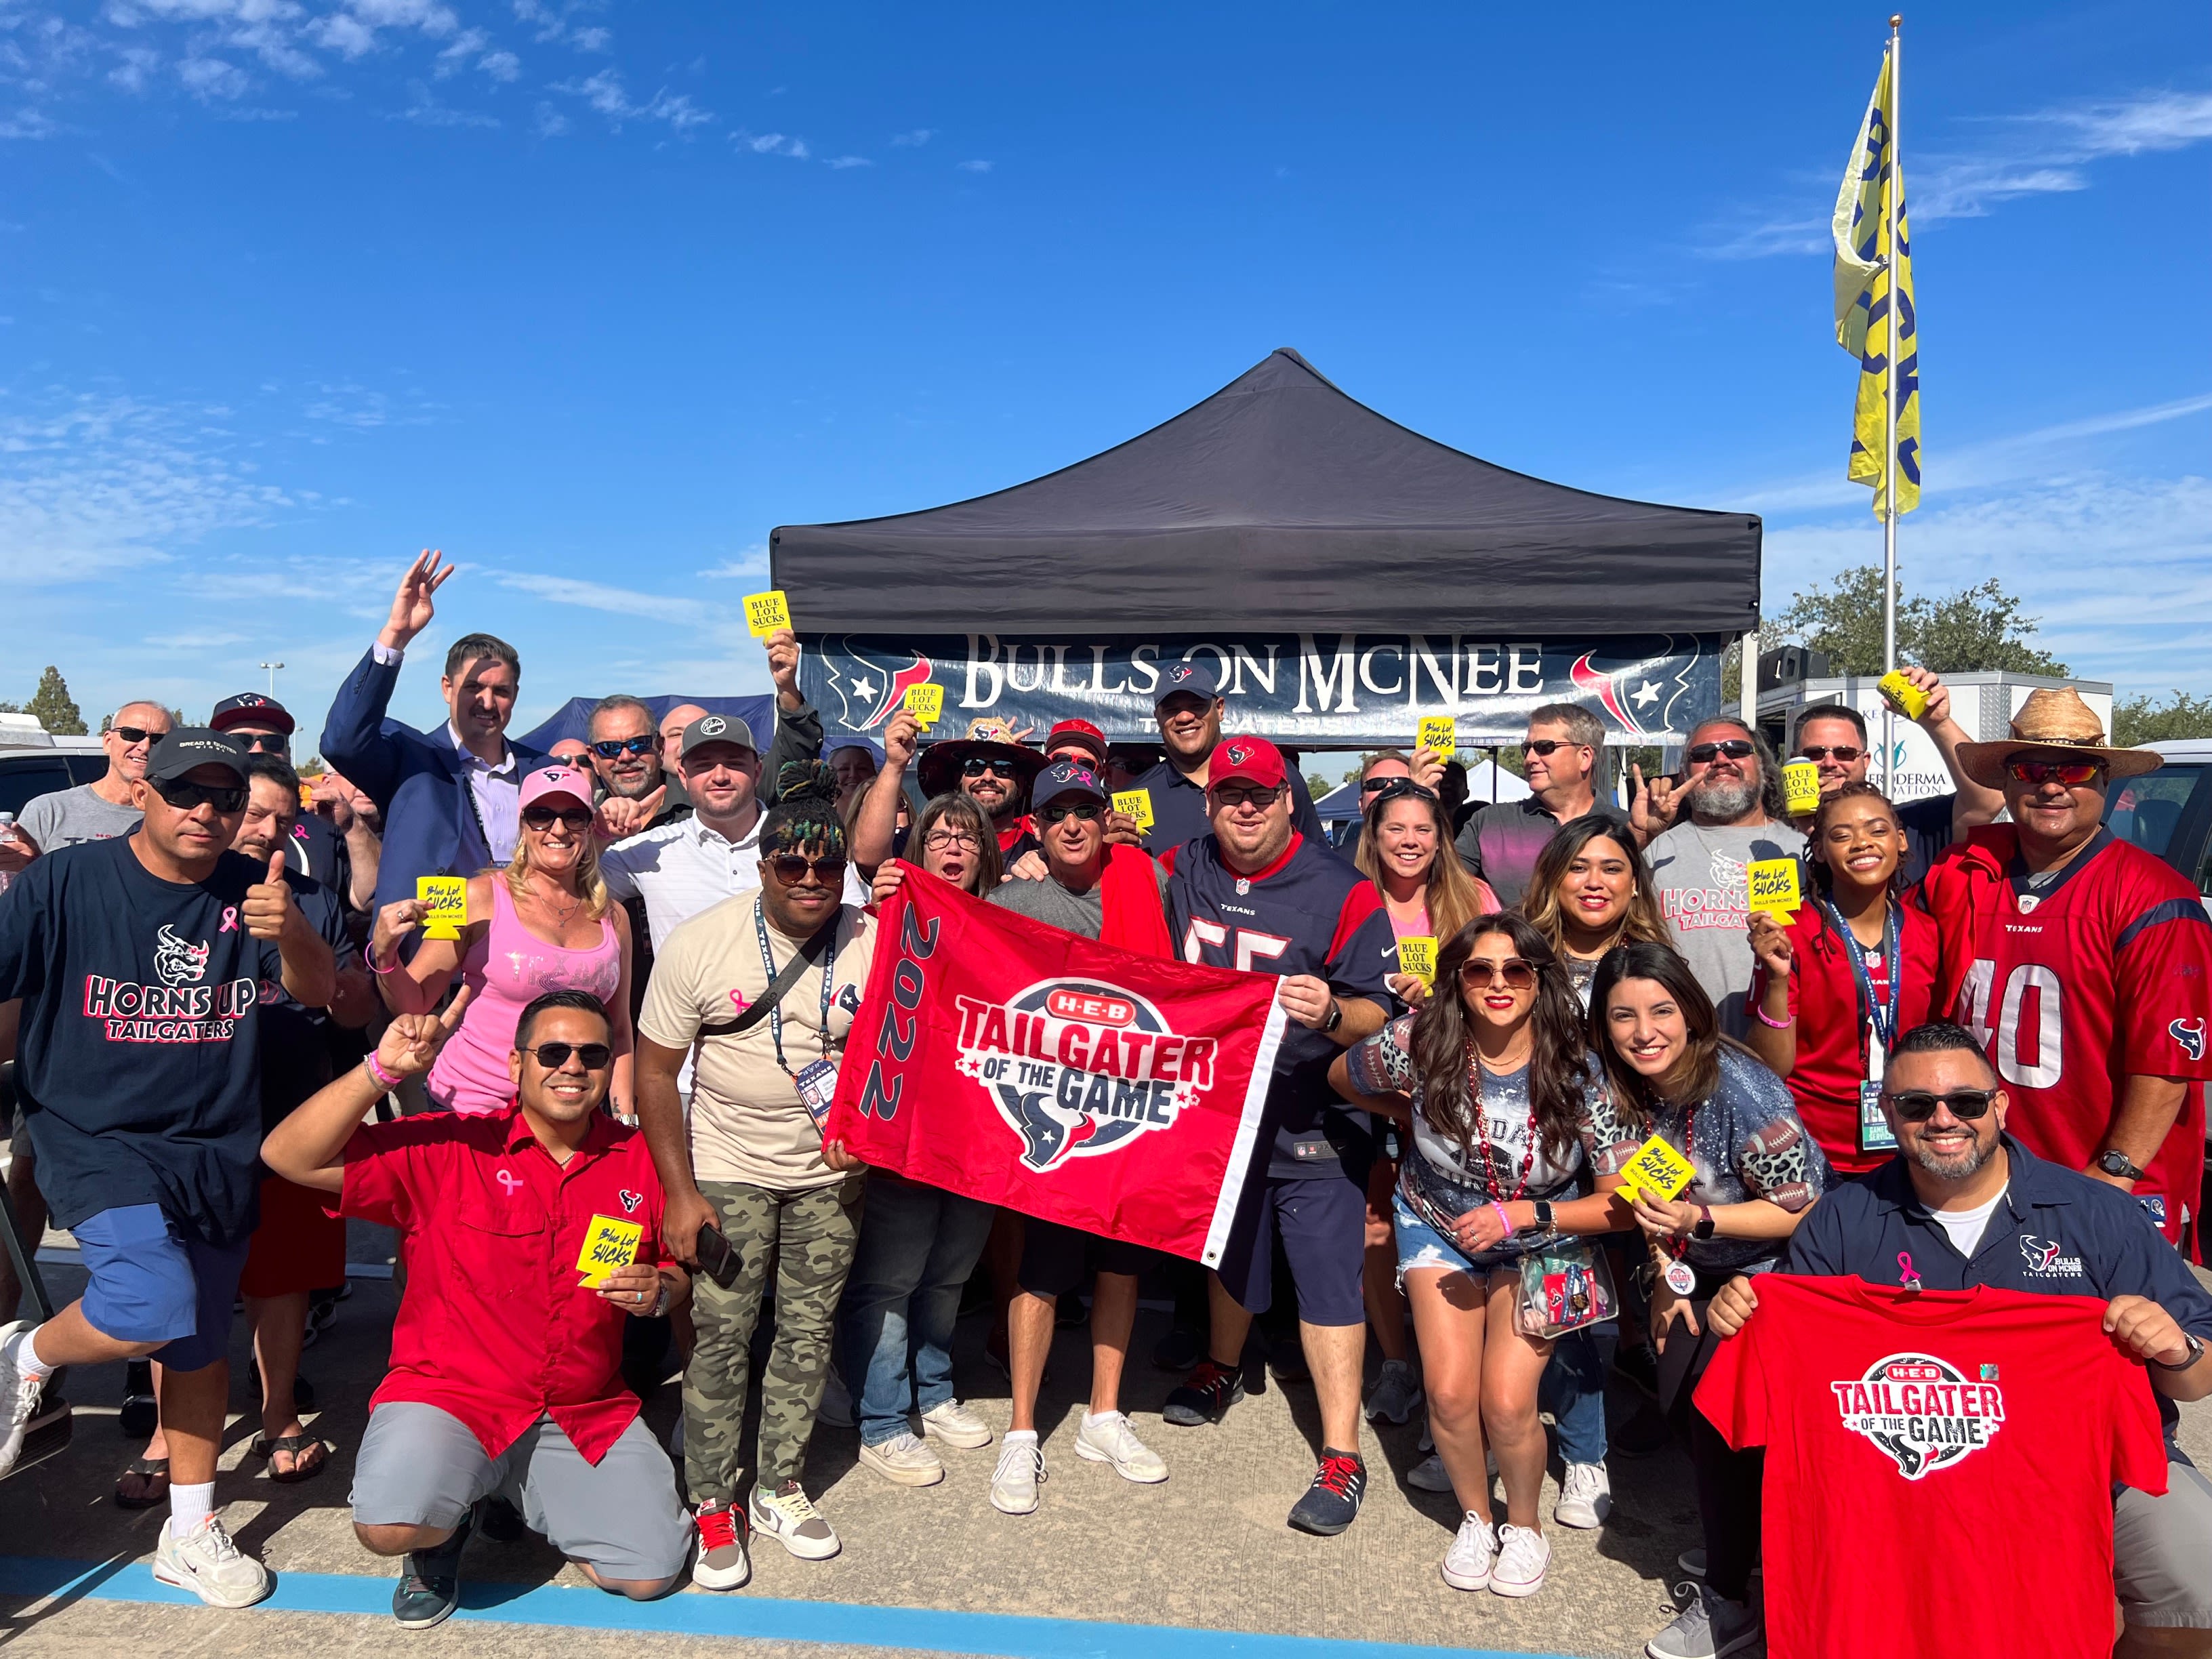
left=115, top=1456, right=169, bottom=1509
left=250, top=1433, right=330, bottom=1483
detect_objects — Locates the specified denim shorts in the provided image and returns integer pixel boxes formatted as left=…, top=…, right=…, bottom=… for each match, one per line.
left=1391, top=1190, right=1536, bottom=1286
left=75, top=1204, right=249, bottom=1372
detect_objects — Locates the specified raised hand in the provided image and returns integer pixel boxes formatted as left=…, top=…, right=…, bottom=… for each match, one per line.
left=371, top=897, right=428, bottom=968
left=374, top=985, right=475, bottom=1080
left=1897, top=664, right=1950, bottom=727
left=595, top=785, right=666, bottom=843
left=1408, top=749, right=1446, bottom=792
left=243, top=848, right=294, bottom=940
left=0, top=821, right=37, bottom=876
left=764, top=628, right=801, bottom=703
left=879, top=710, right=921, bottom=771
left=1629, top=763, right=1679, bottom=843
left=1747, top=910, right=1795, bottom=980
left=379, top=549, right=455, bottom=651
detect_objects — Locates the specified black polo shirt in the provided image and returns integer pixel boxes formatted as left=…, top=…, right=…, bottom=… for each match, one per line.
left=1130, top=759, right=1328, bottom=856
left=1788, top=1136, right=2212, bottom=1449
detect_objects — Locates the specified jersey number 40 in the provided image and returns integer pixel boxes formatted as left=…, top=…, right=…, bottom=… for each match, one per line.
left=1957, top=959, right=2063, bottom=1089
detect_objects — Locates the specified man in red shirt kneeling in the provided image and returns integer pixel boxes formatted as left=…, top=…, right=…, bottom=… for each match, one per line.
left=264, top=987, right=694, bottom=1628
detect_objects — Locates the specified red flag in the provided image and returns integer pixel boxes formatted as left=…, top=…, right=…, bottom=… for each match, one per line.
left=827, top=863, right=1287, bottom=1265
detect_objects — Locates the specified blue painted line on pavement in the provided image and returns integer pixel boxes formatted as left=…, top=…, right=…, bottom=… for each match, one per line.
left=0, top=1554, right=1581, bottom=1659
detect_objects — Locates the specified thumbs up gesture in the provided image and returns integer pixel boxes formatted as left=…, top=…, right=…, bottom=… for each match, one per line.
left=243, top=847, right=295, bottom=940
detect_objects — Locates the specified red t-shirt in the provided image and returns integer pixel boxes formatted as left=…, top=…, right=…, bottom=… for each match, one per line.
left=1919, top=829, right=2212, bottom=1246
left=340, top=1105, right=672, bottom=1464
left=1696, top=1275, right=2168, bottom=1659
left=1749, top=902, right=1938, bottom=1174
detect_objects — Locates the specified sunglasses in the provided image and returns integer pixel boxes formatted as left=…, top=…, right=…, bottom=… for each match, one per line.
left=1525, top=739, right=1585, bottom=757
left=522, top=806, right=594, bottom=831
left=1358, top=775, right=1399, bottom=793
left=110, top=725, right=163, bottom=746
left=1040, top=800, right=1103, bottom=825
left=234, top=732, right=289, bottom=754
left=1370, top=779, right=1438, bottom=806
left=769, top=853, right=848, bottom=886
left=592, top=737, right=657, bottom=759
left=962, top=757, right=1021, bottom=779
left=1459, top=958, right=1538, bottom=990
left=150, top=777, right=247, bottom=814
left=1210, top=784, right=1282, bottom=810
left=1883, top=1087, right=1999, bottom=1122
left=1047, top=746, right=1103, bottom=765
left=2005, top=758, right=2106, bottom=787
left=529, top=1041, right=613, bottom=1071
left=1799, top=745, right=1864, bottom=763
left=1687, top=739, right=1756, bottom=763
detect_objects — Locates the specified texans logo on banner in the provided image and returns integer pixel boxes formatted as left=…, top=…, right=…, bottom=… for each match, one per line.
left=1568, top=638, right=1698, bottom=737
left=954, top=979, right=1216, bottom=1170
left=822, top=636, right=937, bottom=733
left=1832, top=1352, right=2005, bottom=1479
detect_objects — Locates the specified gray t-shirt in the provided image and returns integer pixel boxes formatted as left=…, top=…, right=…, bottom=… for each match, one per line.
left=18, top=783, right=140, bottom=853
left=987, top=861, right=1170, bottom=939
left=1644, top=817, right=1808, bottom=1040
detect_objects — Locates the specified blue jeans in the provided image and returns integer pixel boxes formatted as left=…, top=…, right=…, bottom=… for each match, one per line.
left=1542, top=1322, right=1616, bottom=1466
left=836, top=1173, right=997, bottom=1448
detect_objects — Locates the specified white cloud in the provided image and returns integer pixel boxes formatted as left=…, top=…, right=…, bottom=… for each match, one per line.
left=0, top=109, right=60, bottom=138
left=570, top=25, right=608, bottom=51
left=824, top=154, right=870, bottom=169
left=178, top=55, right=250, bottom=99
left=531, top=98, right=566, bottom=136
left=734, top=128, right=806, bottom=158
left=889, top=127, right=931, bottom=146
left=957, top=157, right=989, bottom=172
left=476, top=47, right=518, bottom=81
left=387, top=84, right=498, bottom=127
left=492, top=571, right=710, bottom=627
left=554, top=68, right=712, bottom=131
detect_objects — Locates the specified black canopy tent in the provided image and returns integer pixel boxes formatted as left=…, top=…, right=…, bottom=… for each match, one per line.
left=771, top=348, right=1759, bottom=636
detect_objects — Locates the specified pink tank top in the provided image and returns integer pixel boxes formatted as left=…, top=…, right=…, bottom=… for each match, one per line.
left=427, top=878, right=622, bottom=1115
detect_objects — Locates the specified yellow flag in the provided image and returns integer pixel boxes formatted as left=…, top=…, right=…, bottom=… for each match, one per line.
left=1833, top=47, right=1919, bottom=517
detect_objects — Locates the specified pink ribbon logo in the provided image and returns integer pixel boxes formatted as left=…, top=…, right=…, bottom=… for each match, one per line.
left=219, top=906, right=239, bottom=933
left=1897, top=1250, right=1921, bottom=1290
left=495, top=1169, right=523, bottom=1196
left=728, top=990, right=752, bottom=1014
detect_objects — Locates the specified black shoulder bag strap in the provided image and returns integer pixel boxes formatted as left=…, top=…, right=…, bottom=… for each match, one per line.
left=694, top=911, right=840, bottom=1040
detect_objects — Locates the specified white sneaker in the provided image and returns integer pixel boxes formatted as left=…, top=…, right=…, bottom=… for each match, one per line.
left=1492, top=1523, right=1550, bottom=1597
left=857, top=1431, right=945, bottom=1488
left=816, top=1367, right=854, bottom=1429
left=1554, top=1460, right=1613, bottom=1529
left=1440, top=1511, right=1496, bottom=1591
left=1074, top=1411, right=1167, bottom=1483
left=0, top=1322, right=47, bottom=1478
left=920, top=1397, right=993, bottom=1450
left=749, top=1479, right=840, bottom=1560
left=691, top=1500, right=751, bottom=1591
left=1364, top=1358, right=1424, bottom=1425
left=152, top=1515, right=272, bottom=1608
left=989, top=1433, right=1046, bottom=1515
left=1408, top=1452, right=1454, bottom=1492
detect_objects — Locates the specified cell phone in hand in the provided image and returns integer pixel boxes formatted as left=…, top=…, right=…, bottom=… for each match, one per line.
left=693, top=1223, right=740, bottom=1289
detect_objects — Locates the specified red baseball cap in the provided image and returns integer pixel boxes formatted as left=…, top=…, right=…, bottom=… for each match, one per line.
left=1208, top=736, right=1287, bottom=792
left=1045, top=718, right=1109, bottom=763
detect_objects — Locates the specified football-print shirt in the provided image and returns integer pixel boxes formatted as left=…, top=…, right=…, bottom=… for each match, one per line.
left=1917, top=827, right=2212, bottom=1246
left=1164, top=831, right=1395, bottom=1177
left=1696, top=1275, right=2168, bottom=1659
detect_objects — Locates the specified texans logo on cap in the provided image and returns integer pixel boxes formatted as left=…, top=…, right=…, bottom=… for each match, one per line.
left=235, top=693, right=271, bottom=708
left=699, top=716, right=726, bottom=736
left=1168, top=664, right=1197, bottom=684
left=1225, top=742, right=1252, bottom=766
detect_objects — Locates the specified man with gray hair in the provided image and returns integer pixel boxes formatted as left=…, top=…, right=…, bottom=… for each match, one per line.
left=4, top=701, right=176, bottom=864
left=1452, top=702, right=1631, bottom=907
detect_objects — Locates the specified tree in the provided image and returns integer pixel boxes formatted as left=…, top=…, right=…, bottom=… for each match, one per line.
left=26, top=667, right=86, bottom=735
left=2112, top=691, right=2212, bottom=747
left=1769, top=565, right=2068, bottom=678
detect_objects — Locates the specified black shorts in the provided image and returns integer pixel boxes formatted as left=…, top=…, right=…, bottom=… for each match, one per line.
left=1017, top=1217, right=1160, bottom=1298
left=1212, top=1167, right=1366, bottom=1328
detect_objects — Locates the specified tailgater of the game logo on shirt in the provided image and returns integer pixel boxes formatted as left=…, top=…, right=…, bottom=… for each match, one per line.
left=0, top=837, right=287, bottom=1247
left=1694, top=1274, right=2169, bottom=1659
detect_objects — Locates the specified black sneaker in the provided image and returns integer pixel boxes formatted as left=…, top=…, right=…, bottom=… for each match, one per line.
left=1162, top=1359, right=1246, bottom=1427
left=1151, top=1326, right=1201, bottom=1373
left=393, top=1502, right=475, bottom=1629
left=477, top=1496, right=526, bottom=1543
left=1286, top=1448, right=1368, bottom=1536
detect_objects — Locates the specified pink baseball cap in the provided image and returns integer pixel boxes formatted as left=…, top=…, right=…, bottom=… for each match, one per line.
left=520, top=764, right=594, bottom=813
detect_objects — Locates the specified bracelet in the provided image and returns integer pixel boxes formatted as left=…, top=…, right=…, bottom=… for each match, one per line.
left=1491, top=1201, right=1514, bottom=1239
left=365, top=943, right=401, bottom=976
left=363, top=1052, right=401, bottom=1091
left=1751, top=1002, right=1794, bottom=1029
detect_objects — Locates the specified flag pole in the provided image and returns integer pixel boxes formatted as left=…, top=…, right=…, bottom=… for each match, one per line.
left=1880, top=13, right=1902, bottom=790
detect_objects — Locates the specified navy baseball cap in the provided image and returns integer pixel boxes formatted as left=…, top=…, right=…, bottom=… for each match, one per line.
left=211, top=692, right=294, bottom=735
left=147, top=729, right=250, bottom=785
left=1031, top=759, right=1109, bottom=814
left=1154, top=659, right=1223, bottom=705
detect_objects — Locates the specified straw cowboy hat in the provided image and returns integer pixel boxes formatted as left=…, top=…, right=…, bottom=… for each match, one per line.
left=917, top=716, right=1046, bottom=798
left=1954, top=687, right=2163, bottom=790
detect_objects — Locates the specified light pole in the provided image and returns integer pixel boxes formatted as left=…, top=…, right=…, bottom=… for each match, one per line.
left=260, top=661, right=285, bottom=698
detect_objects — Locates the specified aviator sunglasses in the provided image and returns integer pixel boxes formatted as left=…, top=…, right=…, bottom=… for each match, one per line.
left=1686, top=739, right=1756, bottom=764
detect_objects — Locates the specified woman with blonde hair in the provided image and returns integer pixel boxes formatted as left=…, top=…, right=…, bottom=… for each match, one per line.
left=371, top=764, right=634, bottom=1115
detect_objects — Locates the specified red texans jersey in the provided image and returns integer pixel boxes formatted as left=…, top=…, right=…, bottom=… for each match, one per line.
left=1918, top=827, right=2212, bottom=1248
left=1163, top=832, right=1396, bottom=1176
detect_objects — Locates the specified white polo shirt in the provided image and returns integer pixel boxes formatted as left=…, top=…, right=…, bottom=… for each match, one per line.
left=600, top=812, right=765, bottom=951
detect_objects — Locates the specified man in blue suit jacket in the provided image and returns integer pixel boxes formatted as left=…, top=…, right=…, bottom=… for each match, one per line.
left=319, top=551, right=551, bottom=916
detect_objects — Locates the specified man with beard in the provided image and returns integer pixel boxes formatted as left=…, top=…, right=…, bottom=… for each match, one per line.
left=1643, top=717, right=1806, bottom=1040
left=1126, top=661, right=1327, bottom=855
left=600, top=717, right=768, bottom=955
left=908, top=718, right=1046, bottom=868
left=1703, top=1021, right=2212, bottom=1658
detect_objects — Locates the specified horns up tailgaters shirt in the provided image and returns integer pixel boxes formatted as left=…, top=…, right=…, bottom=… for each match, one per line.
left=1696, top=1275, right=2169, bottom=1659
left=0, top=836, right=285, bottom=1246
left=1645, top=819, right=1807, bottom=1042
left=1163, top=831, right=1395, bottom=1177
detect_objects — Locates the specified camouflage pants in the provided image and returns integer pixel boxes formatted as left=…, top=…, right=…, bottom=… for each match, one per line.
left=684, top=1177, right=862, bottom=1502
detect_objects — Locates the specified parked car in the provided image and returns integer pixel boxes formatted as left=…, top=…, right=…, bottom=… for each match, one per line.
left=0, top=745, right=107, bottom=821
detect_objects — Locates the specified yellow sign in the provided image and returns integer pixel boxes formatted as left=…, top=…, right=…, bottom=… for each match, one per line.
left=902, top=682, right=945, bottom=728
left=1747, top=858, right=1802, bottom=915
left=1877, top=670, right=1928, bottom=721
left=417, top=875, right=468, bottom=941
left=1780, top=760, right=1822, bottom=817
left=1613, top=1135, right=1696, bottom=1203
left=1112, top=789, right=1154, bottom=832
left=575, top=1214, right=644, bottom=1286
left=743, top=590, right=793, bottom=638
left=1417, top=716, right=1456, bottom=758
left=1396, top=936, right=1437, bottom=985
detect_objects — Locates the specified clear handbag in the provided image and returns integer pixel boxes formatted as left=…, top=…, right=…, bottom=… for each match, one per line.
left=1515, top=1237, right=1619, bottom=1338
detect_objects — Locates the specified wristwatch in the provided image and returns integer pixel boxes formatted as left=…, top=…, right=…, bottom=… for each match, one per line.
left=2149, top=1332, right=2206, bottom=1374
left=1692, top=1204, right=1717, bottom=1241
left=1532, top=1200, right=1555, bottom=1231
left=2095, top=1149, right=2148, bottom=1181
left=1323, top=998, right=1343, bottom=1035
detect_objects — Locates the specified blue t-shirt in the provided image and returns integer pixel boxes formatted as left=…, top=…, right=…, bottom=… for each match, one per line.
left=1164, top=830, right=1397, bottom=1178
left=0, top=836, right=286, bottom=1245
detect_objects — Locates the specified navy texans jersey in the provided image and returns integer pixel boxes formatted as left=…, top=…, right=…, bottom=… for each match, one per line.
left=1164, top=832, right=1397, bottom=1178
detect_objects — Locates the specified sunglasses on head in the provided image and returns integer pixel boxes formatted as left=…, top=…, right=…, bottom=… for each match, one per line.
left=2005, top=758, right=2106, bottom=787
left=522, top=805, right=593, bottom=831
left=769, top=852, right=848, bottom=886
left=592, top=736, right=657, bottom=759
left=1525, top=739, right=1584, bottom=757
left=962, top=757, right=1020, bottom=779
left=1687, top=739, right=1756, bottom=763
left=1459, top=958, right=1538, bottom=990
left=1883, top=1086, right=1999, bottom=1122
left=150, top=776, right=247, bottom=814
left=1799, top=744, right=1863, bottom=763
left=1370, top=779, right=1438, bottom=806
left=110, top=725, right=162, bottom=746
left=529, top=1041, right=613, bottom=1071
left=1040, top=800, right=1103, bottom=825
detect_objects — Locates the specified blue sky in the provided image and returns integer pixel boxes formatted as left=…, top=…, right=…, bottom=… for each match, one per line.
left=2, top=1, right=2205, bottom=744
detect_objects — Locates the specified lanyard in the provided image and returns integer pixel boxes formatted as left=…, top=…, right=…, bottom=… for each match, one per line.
left=751, top=898, right=840, bottom=1081
left=1822, top=897, right=1903, bottom=1061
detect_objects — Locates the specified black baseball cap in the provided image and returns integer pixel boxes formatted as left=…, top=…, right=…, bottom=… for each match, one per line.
left=147, top=729, right=250, bottom=785
left=210, top=692, right=295, bottom=735
left=1031, top=759, right=1109, bottom=814
left=1153, top=659, right=1223, bottom=705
